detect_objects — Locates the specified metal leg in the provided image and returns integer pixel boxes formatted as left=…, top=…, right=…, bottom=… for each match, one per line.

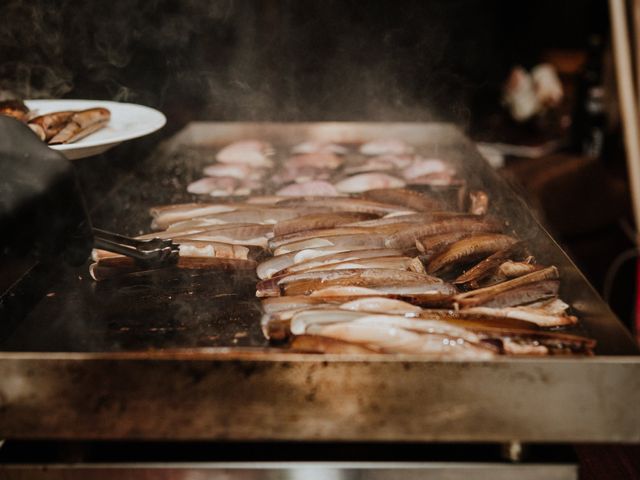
left=501, top=441, right=526, bottom=462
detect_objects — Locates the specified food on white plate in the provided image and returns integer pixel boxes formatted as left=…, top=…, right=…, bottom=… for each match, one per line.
left=28, top=107, right=111, bottom=144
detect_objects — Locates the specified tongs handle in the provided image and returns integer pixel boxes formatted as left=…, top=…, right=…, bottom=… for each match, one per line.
left=93, top=228, right=179, bottom=268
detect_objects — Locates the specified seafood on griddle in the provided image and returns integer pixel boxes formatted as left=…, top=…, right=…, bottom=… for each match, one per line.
left=262, top=297, right=589, bottom=354
left=187, top=176, right=240, bottom=196
left=344, top=156, right=402, bottom=174
left=359, top=187, right=449, bottom=212
left=268, top=222, right=421, bottom=250
left=285, top=153, right=344, bottom=170
left=276, top=180, right=340, bottom=197
left=161, top=207, right=325, bottom=228
left=256, top=245, right=381, bottom=281
left=257, top=268, right=452, bottom=298
left=452, top=242, right=530, bottom=287
left=274, top=196, right=416, bottom=216
left=291, top=141, right=348, bottom=155
left=272, top=233, right=390, bottom=256
left=264, top=248, right=410, bottom=280
left=359, top=138, right=414, bottom=156
left=172, top=224, right=274, bottom=249
left=90, top=135, right=594, bottom=357
left=203, top=163, right=265, bottom=181
left=334, top=172, right=406, bottom=193
left=216, top=140, right=274, bottom=167
left=401, top=158, right=453, bottom=180
left=453, top=266, right=561, bottom=309
left=386, top=216, right=506, bottom=249
left=273, top=162, right=335, bottom=186
left=90, top=239, right=260, bottom=281
left=273, top=211, right=380, bottom=237
left=149, top=202, right=287, bottom=230
left=426, top=234, right=519, bottom=275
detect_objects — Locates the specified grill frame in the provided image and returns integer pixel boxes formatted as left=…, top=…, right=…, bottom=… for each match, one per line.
left=0, top=122, right=637, bottom=441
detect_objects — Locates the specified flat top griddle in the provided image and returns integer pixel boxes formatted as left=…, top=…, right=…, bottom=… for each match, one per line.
left=1, top=122, right=635, bottom=354
left=0, top=122, right=638, bottom=442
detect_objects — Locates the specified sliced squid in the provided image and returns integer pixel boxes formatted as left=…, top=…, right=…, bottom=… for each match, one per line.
left=334, top=173, right=406, bottom=193
left=359, top=139, right=414, bottom=156
left=216, top=140, right=274, bottom=167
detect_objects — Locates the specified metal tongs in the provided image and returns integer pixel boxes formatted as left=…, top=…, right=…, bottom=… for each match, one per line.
left=93, top=228, right=180, bottom=268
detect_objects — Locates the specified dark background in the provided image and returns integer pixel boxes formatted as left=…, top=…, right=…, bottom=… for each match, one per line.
left=0, top=0, right=609, bottom=127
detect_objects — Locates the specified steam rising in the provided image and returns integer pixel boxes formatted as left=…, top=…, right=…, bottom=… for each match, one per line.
left=0, top=0, right=498, bottom=126
left=0, top=0, right=235, bottom=104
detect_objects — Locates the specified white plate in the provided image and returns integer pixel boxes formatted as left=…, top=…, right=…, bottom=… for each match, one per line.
left=24, top=99, right=166, bottom=160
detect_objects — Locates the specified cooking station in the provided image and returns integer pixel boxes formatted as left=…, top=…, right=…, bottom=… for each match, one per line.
left=0, top=122, right=639, bottom=478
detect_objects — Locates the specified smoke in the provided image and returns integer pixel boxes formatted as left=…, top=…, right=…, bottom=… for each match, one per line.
left=226, top=0, right=496, bottom=125
left=0, top=0, right=236, bottom=106
left=0, top=0, right=500, bottom=128
left=0, top=1, right=71, bottom=98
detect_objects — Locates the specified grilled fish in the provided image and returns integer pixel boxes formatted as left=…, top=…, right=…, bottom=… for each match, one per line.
left=454, top=266, right=560, bottom=309
left=427, top=234, right=519, bottom=274
left=273, top=212, right=379, bottom=237
left=386, top=216, right=505, bottom=249
left=360, top=188, right=448, bottom=211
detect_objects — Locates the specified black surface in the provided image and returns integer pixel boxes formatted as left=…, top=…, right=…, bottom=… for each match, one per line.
left=0, top=265, right=264, bottom=351
left=0, top=139, right=268, bottom=351
left=0, top=117, right=92, bottom=265
left=0, top=440, right=576, bottom=464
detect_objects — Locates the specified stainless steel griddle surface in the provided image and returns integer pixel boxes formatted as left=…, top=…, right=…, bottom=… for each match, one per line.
left=1, top=122, right=635, bottom=354
left=0, top=122, right=638, bottom=442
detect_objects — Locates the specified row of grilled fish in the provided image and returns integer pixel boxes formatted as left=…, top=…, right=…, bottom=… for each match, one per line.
left=90, top=138, right=595, bottom=357
left=249, top=195, right=591, bottom=356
